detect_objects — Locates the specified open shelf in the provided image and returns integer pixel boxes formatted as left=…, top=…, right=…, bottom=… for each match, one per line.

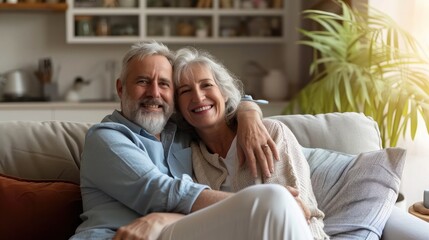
left=66, top=0, right=286, bottom=44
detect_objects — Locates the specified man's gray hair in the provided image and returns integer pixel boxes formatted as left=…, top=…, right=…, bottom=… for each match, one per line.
left=173, top=47, right=244, bottom=122
left=119, top=41, right=175, bottom=84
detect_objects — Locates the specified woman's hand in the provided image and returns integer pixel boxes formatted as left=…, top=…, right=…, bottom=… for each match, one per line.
left=113, top=212, right=184, bottom=240
left=236, top=101, right=279, bottom=178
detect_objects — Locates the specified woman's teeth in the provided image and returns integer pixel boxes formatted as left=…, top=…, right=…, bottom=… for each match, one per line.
left=193, top=106, right=211, bottom=112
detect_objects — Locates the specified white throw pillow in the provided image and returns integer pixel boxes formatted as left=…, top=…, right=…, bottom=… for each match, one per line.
left=302, top=147, right=406, bottom=240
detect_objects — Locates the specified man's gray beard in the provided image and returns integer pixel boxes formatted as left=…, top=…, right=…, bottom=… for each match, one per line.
left=122, top=96, right=172, bottom=135
left=133, top=111, right=168, bottom=135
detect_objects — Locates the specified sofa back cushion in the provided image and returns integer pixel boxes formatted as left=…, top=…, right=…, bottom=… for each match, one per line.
left=0, top=113, right=379, bottom=183
left=0, top=121, right=92, bottom=184
left=270, top=112, right=382, bottom=154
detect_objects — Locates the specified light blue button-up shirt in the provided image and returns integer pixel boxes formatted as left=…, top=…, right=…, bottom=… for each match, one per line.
left=74, top=110, right=208, bottom=235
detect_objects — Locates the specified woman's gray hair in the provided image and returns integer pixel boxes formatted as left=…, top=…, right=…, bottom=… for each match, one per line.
left=173, top=47, right=244, bottom=123
left=119, top=41, right=175, bottom=84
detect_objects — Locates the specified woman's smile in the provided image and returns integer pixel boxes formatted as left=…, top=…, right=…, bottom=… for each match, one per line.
left=192, top=105, right=213, bottom=113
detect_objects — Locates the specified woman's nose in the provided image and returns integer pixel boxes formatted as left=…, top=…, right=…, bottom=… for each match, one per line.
left=191, top=89, right=205, bottom=102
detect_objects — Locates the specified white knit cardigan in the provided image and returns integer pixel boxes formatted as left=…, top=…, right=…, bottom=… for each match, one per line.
left=191, top=118, right=329, bottom=240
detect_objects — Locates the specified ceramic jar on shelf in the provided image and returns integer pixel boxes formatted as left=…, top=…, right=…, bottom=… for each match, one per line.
left=75, top=16, right=94, bottom=36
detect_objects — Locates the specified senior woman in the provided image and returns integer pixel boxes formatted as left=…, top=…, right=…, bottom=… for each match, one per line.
left=173, top=47, right=329, bottom=240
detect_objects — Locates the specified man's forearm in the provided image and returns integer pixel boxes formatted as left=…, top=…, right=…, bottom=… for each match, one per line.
left=236, top=101, right=263, bottom=120
left=234, top=98, right=279, bottom=178
left=191, top=190, right=233, bottom=212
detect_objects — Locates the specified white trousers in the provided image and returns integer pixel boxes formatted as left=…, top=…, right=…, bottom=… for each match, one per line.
left=159, top=184, right=313, bottom=240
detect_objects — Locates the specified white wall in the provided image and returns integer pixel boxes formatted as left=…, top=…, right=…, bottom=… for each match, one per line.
left=0, top=12, right=286, bottom=101
left=369, top=0, right=429, bottom=209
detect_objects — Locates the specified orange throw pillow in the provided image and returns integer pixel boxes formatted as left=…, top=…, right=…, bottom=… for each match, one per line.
left=0, top=173, right=82, bottom=240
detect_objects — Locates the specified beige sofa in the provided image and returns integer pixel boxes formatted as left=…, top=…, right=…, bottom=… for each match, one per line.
left=0, top=112, right=428, bottom=239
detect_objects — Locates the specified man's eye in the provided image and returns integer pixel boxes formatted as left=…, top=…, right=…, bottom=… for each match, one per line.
left=160, top=82, right=171, bottom=88
left=137, top=79, right=149, bottom=84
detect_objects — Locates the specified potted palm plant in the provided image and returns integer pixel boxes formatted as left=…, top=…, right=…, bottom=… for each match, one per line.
left=284, top=0, right=429, bottom=147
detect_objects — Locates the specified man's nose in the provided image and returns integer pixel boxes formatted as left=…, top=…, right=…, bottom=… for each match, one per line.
left=146, top=83, right=160, bottom=98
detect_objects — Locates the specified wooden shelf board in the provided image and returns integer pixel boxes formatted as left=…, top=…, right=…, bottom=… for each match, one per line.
left=0, top=3, right=68, bottom=11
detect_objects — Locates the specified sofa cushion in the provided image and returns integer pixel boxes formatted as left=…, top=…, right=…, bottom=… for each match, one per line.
left=302, top=147, right=406, bottom=240
left=0, top=173, right=82, bottom=240
left=270, top=112, right=382, bottom=154
left=0, top=121, right=92, bottom=184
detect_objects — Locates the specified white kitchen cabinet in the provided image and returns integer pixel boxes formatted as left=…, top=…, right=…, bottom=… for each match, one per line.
left=0, top=109, right=53, bottom=122
left=0, top=102, right=119, bottom=122
left=66, top=0, right=286, bottom=44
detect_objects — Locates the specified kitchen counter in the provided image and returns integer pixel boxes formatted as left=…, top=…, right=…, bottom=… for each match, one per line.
left=0, top=100, right=286, bottom=115
left=0, top=100, right=286, bottom=123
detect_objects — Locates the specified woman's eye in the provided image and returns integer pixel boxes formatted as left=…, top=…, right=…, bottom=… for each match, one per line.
left=179, top=89, right=190, bottom=95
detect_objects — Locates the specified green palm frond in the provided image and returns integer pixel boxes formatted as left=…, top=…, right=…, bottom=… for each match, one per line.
left=284, top=0, right=429, bottom=147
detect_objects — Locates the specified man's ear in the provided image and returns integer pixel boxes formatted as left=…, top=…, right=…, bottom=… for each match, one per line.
left=116, top=79, right=123, bottom=98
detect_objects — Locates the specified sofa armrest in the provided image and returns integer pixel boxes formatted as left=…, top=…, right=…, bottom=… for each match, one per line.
left=381, top=207, right=429, bottom=240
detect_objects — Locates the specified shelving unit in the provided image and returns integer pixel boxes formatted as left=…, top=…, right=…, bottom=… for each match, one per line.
left=66, top=0, right=287, bottom=44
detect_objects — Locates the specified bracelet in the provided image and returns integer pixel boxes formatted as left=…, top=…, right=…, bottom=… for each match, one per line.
left=241, top=95, right=269, bottom=105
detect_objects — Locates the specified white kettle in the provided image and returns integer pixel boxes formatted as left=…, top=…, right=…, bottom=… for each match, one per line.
left=262, top=69, right=288, bottom=101
left=65, top=77, right=91, bottom=102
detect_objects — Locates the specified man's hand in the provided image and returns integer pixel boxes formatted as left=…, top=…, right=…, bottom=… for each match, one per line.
left=286, top=186, right=311, bottom=224
left=236, top=101, right=279, bottom=178
left=113, top=212, right=184, bottom=240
